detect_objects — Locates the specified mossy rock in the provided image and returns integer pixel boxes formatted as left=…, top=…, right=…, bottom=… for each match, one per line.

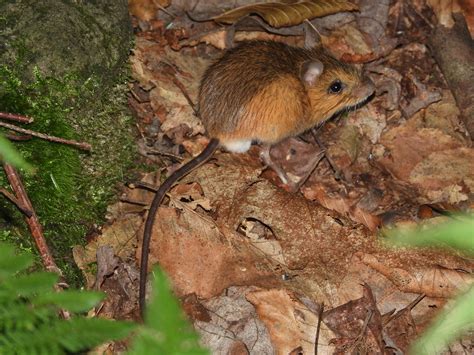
left=0, top=0, right=135, bottom=286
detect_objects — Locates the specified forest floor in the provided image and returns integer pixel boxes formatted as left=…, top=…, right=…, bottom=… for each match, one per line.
left=73, top=1, right=474, bottom=353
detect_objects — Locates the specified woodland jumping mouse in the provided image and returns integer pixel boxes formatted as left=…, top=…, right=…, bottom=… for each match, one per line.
left=139, top=40, right=375, bottom=315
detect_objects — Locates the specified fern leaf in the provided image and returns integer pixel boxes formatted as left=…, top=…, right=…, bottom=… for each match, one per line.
left=33, top=290, right=105, bottom=313
left=3, top=272, right=58, bottom=297
left=129, top=268, right=209, bottom=354
left=0, top=243, right=33, bottom=279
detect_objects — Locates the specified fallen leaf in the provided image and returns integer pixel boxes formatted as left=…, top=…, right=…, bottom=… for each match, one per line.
left=73, top=214, right=142, bottom=288
left=136, top=206, right=277, bottom=298
left=169, top=181, right=212, bottom=211
left=302, top=184, right=382, bottom=231
left=357, top=253, right=473, bottom=298
left=195, top=286, right=275, bottom=354
left=409, top=148, right=474, bottom=203
left=212, top=0, right=358, bottom=28
left=246, top=288, right=334, bottom=354
left=324, top=284, right=384, bottom=353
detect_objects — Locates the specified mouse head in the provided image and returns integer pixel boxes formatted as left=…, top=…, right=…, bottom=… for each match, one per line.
left=300, top=51, right=375, bottom=124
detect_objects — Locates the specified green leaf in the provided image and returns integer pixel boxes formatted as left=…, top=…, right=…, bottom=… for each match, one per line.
left=34, top=290, right=105, bottom=312
left=129, top=268, right=209, bottom=354
left=0, top=133, right=33, bottom=171
left=385, top=215, right=474, bottom=254
left=56, top=318, right=136, bottom=352
left=410, top=286, right=474, bottom=354
left=0, top=243, right=33, bottom=279
left=1, top=317, right=135, bottom=354
left=4, top=272, right=58, bottom=296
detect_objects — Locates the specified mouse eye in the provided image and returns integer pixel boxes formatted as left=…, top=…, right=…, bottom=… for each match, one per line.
left=328, top=80, right=343, bottom=94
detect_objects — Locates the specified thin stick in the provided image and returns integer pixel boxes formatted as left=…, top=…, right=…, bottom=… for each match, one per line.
left=314, top=302, right=324, bottom=355
left=0, top=121, right=91, bottom=151
left=119, top=197, right=148, bottom=206
left=0, top=112, right=34, bottom=124
left=5, top=133, right=32, bottom=141
left=127, top=181, right=159, bottom=192
left=147, top=149, right=184, bottom=162
left=0, top=187, right=33, bottom=217
left=3, top=163, right=61, bottom=274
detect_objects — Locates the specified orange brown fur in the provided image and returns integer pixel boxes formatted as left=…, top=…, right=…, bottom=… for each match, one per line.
left=218, top=74, right=309, bottom=143
left=199, top=40, right=374, bottom=148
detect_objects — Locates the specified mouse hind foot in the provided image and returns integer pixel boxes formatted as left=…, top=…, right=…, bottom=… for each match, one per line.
left=259, top=145, right=290, bottom=186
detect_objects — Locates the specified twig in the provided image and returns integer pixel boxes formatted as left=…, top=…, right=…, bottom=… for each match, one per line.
left=3, top=163, right=61, bottom=275
left=0, top=187, right=33, bottom=217
left=0, top=112, right=34, bottom=124
left=5, top=133, right=32, bottom=141
left=119, top=197, right=148, bottom=206
left=127, top=181, right=159, bottom=192
left=0, top=121, right=92, bottom=151
left=314, top=302, right=324, bottom=355
left=385, top=294, right=426, bottom=325
left=147, top=149, right=184, bottom=162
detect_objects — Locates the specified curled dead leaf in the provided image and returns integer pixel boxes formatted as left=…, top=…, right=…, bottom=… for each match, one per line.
left=212, top=0, right=358, bottom=28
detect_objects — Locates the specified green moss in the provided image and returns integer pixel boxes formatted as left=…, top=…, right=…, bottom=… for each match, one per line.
left=0, top=58, right=135, bottom=286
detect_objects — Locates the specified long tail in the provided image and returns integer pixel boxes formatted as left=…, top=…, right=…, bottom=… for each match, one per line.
left=139, top=138, right=220, bottom=318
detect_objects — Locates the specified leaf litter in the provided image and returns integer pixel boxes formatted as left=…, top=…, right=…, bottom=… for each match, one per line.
left=74, top=0, right=474, bottom=353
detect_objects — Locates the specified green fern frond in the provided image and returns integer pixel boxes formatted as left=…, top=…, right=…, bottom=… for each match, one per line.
left=129, top=268, right=209, bottom=355
left=0, top=242, right=135, bottom=354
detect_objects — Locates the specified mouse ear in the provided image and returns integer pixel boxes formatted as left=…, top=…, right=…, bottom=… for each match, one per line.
left=301, top=60, right=324, bottom=86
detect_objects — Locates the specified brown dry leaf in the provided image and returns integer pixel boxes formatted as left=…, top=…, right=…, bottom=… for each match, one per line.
left=136, top=206, right=277, bottom=298
left=239, top=219, right=285, bottom=265
left=169, top=182, right=212, bottom=211
left=246, top=288, right=334, bottom=354
left=410, top=148, right=474, bottom=204
left=357, top=253, right=473, bottom=298
left=321, top=22, right=373, bottom=57
left=182, top=152, right=375, bottom=282
left=375, top=126, right=463, bottom=182
left=302, top=184, right=382, bottom=231
left=337, top=254, right=444, bottom=315
left=347, top=105, right=387, bottom=145
left=324, top=284, right=384, bottom=353
left=373, top=107, right=474, bottom=204
left=181, top=29, right=294, bottom=50
left=94, top=246, right=119, bottom=289
left=195, top=286, right=275, bottom=354
left=73, top=215, right=142, bottom=288
left=212, top=0, right=358, bottom=28
left=383, top=297, right=421, bottom=351
left=131, top=38, right=208, bottom=138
